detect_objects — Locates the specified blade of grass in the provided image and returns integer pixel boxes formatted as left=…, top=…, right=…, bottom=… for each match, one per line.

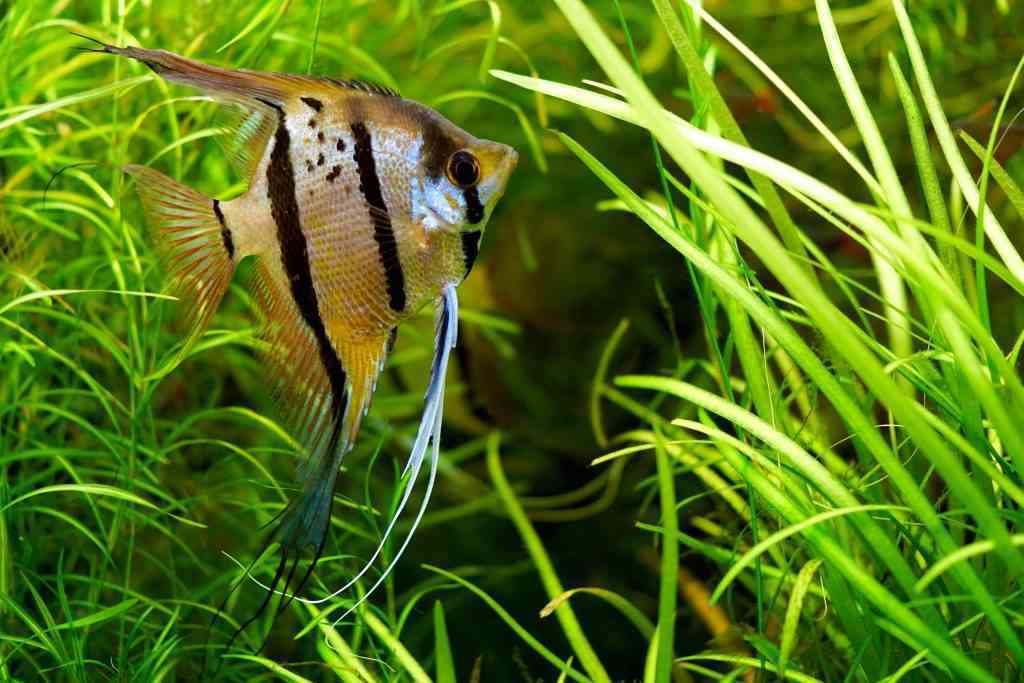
left=678, top=654, right=822, bottom=683
left=510, top=67, right=1024, bottom=503
left=675, top=0, right=881, bottom=196
left=888, top=56, right=955, bottom=273
left=0, top=76, right=149, bottom=132
left=813, top=0, right=917, bottom=370
left=433, top=601, right=456, bottom=683
left=707, top=504, right=904, bottom=604
left=361, top=609, right=431, bottom=683
left=222, top=654, right=313, bottom=682
left=590, top=318, right=630, bottom=448
left=778, top=559, right=822, bottom=679
left=304, top=603, right=376, bottom=683
left=960, top=131, right=1024, bottom=226
left=305, top=0, right=325, bottom=74
left=653, top=429, right=678, bottom=683
left=551, top=124, right=934, bottom=604
left=534, top=113, right=1020, bottom=670
left=967, top=53, right=1024, bottom=337
left=541, top=588, right=655, bottom=639
left=617, top=375, right=998, bottom=681
left=891, top=0, right=1024, bottom=284
left=651, top=0, right=807, bottom=266
left=420, top=565, right=591, bottom=683
left=614, top=0, right=774, bottom=443
left=643, top=626, right=659, bottom=683
left=486, top=433, right=610, bottom=683
left=916, top=535, right=1024, bottom=592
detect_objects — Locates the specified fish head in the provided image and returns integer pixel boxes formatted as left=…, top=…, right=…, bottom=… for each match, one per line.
left=413, top=114, right=518, bottom=236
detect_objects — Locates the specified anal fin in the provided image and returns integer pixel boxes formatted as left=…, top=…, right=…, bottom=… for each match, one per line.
left=213, top=269, right=393, bottom=657
left=330, top=330, right=392, bottom=450
left=211, top=288, right=457, bottom=657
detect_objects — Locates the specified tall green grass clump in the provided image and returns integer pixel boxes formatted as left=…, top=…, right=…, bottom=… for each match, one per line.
left=2, top=0, right=1024, bottom=681
left=493, top=0, right=1024, bottom=680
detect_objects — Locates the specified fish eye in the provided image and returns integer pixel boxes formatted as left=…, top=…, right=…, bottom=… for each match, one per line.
left=446, top=150, right=480, bottom=188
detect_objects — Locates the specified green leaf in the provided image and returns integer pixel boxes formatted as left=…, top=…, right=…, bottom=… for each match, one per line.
left=422, top=565, right=591, bottom=683
left=653, top=429, right=677, bottom=683
left=709, top=505, right=903, bottom=605
left=433, top=601, right=456, bottom=683
left=778, top=560, right=822, bottom=678
left=49, top=599, right=138, bottom=631
left=486, top=433, right=610, bottom=683
left=891, top=0, right=1024, bottom=283
left=541, top=587, right=654, bottom=639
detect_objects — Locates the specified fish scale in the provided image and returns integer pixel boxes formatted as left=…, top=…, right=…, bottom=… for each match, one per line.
left=87, top=37, right=517, bottom=655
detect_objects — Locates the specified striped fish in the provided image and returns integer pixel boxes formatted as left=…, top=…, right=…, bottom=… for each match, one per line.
left=89, top=41, right=517, bottom=649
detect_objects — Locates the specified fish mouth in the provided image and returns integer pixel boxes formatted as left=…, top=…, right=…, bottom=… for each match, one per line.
left=504, top=147, right=520, bottom=172
left=491, top=146, right=519, bottom=197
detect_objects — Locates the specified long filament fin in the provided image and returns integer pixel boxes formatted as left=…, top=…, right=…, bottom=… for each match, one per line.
left=235, top=285, right=459, bottom=616
left=324, top=284, right=458, bottom=615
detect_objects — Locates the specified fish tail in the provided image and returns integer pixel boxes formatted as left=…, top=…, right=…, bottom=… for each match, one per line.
left=125, top=165, right=237, bottom=343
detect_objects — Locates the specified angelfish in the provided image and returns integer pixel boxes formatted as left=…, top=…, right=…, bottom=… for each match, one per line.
left=90, top=42, right=517, bottom=640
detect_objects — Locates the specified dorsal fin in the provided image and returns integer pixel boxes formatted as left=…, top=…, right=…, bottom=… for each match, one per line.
left=88, top=40, right=402, bottom=179
left=212, top=104, right=277, bottom=182
left=324, top=78, right=400, bottom=98
left=88, top=40, right=401, bottom=104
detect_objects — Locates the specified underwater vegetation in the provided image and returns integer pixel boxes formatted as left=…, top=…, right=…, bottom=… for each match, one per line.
left=2, top=0, right=1024, bottom=681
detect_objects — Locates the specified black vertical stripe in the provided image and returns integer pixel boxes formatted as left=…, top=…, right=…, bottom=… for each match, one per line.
left=265, top=107, right=348, bottom=440
left=212, top=199, right=235, bottom=259
left=300, top=96, right=323, bottom=112
left=414, top=108, right=458, bottom=180
left=350, top=121, right=406, bottom=312
left=463, top=187, right=484, bottom=225
left=461, top=230, right=482, bottom=277
left=387, top=327, right=399, bottom=354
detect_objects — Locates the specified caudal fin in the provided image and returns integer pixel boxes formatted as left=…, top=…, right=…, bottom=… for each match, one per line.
left=126, top=165, right=236, bottom=343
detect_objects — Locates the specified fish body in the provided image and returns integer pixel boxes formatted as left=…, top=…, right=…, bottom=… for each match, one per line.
left=220, top=87, right=513, bottom=451
left=231, top=94, right=502, bottom=330
left=90, top=40, right=516, bottom=648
